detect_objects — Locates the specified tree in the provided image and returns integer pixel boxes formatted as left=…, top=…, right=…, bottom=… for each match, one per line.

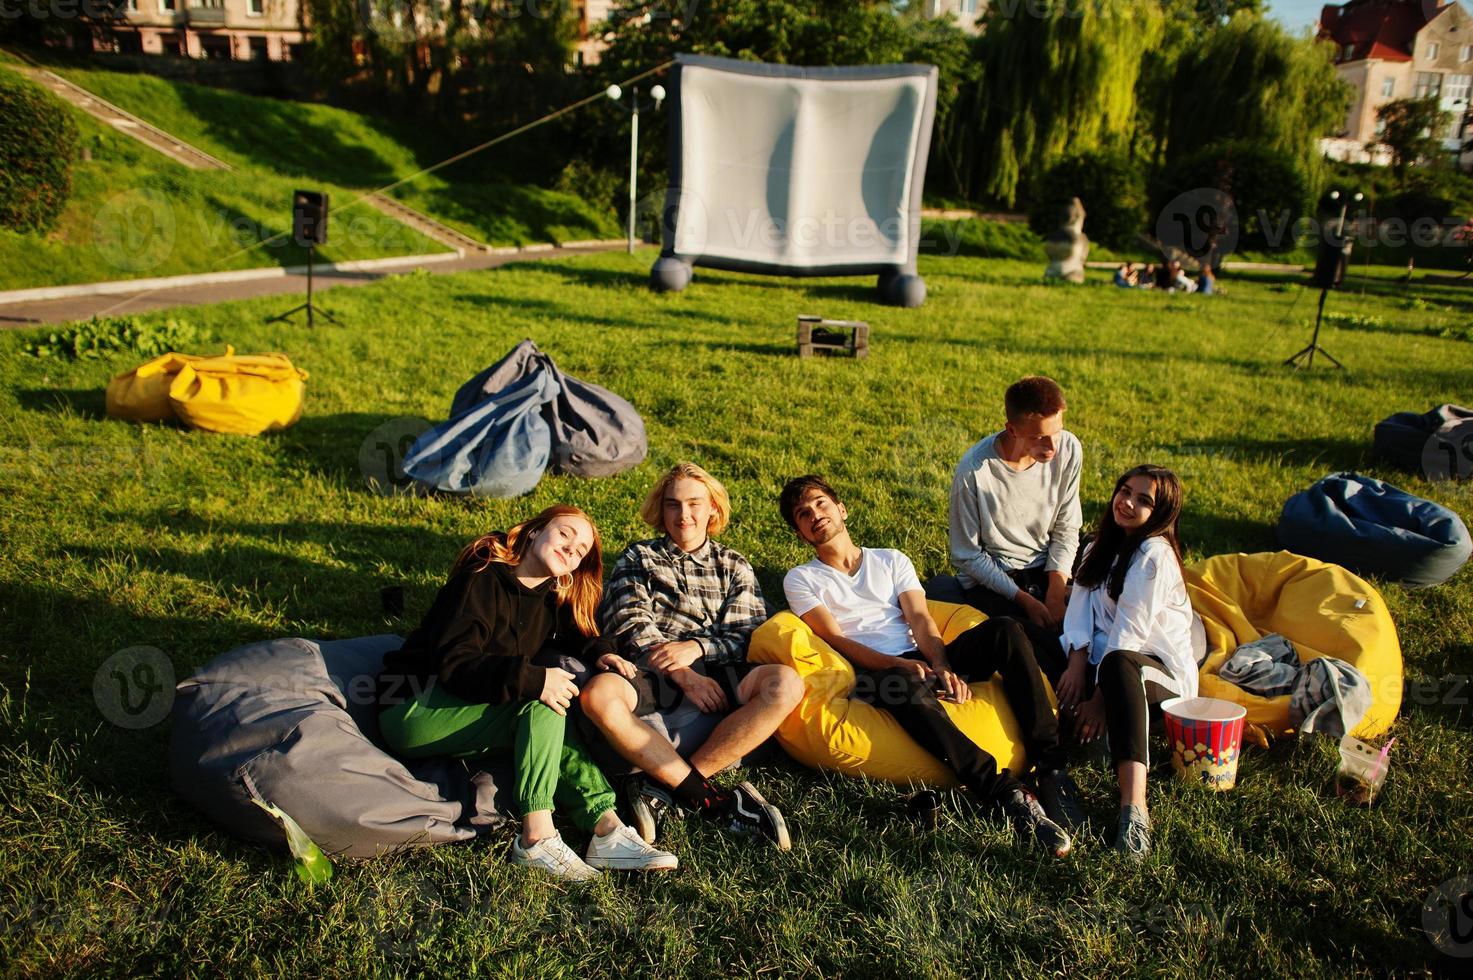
left=1027, top=151, right=1146, bottom=249
left=1376, top=97, right=1455, bottom=176
left=1153, top=139, right=1309, bottom=253
left=965, top=0, right=1164, bottom=207
left=1164, top=13, right=1349, bottom=180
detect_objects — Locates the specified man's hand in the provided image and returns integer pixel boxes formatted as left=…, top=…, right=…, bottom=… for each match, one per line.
left=595, top=653, right=638, bottom=680
left=647, top=639, right=703, bottom=674
left=1043, top=573, right=1069, bottom=630
left=894, top=659, right=934, bottom=683
left=538, top=667, right=580, bottom=717
left=671, top=668, right=728, bottom=713
left=935, top=667, right=972, bottom=704
left=1017, top=591, right=1052, bottom=629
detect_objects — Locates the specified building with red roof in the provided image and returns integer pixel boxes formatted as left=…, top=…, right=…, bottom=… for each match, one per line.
left=1318, top=0, right=1473, bottom=165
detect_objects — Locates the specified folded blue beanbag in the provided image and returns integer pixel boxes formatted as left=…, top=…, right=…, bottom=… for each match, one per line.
left=1278, top=472, right=1471, bottom=588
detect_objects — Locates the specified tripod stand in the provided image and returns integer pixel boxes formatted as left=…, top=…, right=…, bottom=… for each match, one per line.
left=267, top=244, right=339, bottom=328
left=1285, top=286, right=1343, bottom=370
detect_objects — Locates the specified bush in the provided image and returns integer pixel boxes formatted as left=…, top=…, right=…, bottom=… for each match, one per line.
left=1026, top=151, right=1146, bottom=251
left=0, top=72, right=79, bottom=234
left=1153, top=140, right=1308, bottom=254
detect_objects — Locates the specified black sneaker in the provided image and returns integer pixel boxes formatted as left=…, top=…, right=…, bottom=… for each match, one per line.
left=623, top=775, right=679, bottom=845
left=1035, top=769, right=1086, bottom=831
left=906, top=789, right=942, bottom=830
left=999, top=787, right=1072, bottom=858
left=720, top=781, right=791, bottom=851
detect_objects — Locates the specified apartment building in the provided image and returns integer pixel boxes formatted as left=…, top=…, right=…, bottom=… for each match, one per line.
left=99, top=0, right=615, bottom=64
left=1318, top=0, right=1473, bottom=165
left=919, top=0, right=984, bottom=33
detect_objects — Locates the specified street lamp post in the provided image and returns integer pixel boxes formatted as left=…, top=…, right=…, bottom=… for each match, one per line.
left=606, top=83, right=666, bottom=254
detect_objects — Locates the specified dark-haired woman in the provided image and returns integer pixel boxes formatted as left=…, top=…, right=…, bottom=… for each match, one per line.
left=1052, top=466, right=1206, bottom=860
left=376, top=505, right=676, bottom=880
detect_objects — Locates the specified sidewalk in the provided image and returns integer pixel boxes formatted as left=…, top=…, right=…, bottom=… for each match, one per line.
left=0, top=243, right=628, bottom=328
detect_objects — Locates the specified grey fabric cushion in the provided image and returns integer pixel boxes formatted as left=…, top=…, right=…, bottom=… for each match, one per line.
left=170, top=634, right=513, bottom=859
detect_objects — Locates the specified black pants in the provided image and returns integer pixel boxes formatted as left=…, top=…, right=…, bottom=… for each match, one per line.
left=923, top=570, right=1067, bottom=685
left=850, top=617, right=1066, bottom=802
left=1085, top=649, right=1181, bottom=767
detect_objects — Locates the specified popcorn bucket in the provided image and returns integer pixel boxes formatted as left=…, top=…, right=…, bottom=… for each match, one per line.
left=1160, top=697, right=1247, bottom=791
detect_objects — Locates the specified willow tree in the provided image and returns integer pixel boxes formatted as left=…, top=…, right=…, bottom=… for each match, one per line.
left=967, top=0, right=1164, bottom=207
left=1165, top=13, right=1350, bottom=175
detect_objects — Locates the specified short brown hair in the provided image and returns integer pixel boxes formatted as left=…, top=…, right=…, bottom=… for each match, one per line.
left=779, top=475, right=840, bottom=530
left=639, top=462, right=731, bottom=536
left=1004, top=376, right=1066, bottom=421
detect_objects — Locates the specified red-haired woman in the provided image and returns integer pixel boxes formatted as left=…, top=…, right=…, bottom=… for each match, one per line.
left=377, top=505, right=676, bottom=880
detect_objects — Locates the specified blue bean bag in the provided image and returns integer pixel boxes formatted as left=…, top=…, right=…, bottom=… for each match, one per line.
left=1373, top=403, right=1473, bottom=478
left=1277, top=473, right=1471, bottom=588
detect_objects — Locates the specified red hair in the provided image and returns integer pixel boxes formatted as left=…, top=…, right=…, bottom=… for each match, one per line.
left=453, top=505, right=603, bottom=637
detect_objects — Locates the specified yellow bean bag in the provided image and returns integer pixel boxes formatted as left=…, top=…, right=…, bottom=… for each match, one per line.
left=746, top=601, right=1054, bottom=788
left=106, top=352, right=203, bottom=424
left=168, top=350, right=308, bottom=436
left=1186, top=550, right=1402, bottom=741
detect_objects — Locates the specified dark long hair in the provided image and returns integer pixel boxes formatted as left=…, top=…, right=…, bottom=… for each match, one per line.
left=1074, top=465, right=1185, bottom=601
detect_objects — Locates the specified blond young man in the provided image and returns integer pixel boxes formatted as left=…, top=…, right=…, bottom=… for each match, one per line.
left=580, top=463, right=803, bottom=849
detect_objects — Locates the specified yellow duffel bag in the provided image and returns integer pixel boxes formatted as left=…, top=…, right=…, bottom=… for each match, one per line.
left=1187, top=550, right=1403, bottom=740
left=747, top=600, right=1055, bottom=788
left=168, top=349, right=308, bottom=435
left=105, top=352, right=202, bottom=423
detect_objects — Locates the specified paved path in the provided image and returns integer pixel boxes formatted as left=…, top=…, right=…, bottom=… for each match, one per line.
left=0, top=244, right=627, bottom=328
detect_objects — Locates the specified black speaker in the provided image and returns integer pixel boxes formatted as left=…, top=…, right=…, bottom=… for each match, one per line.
left=1312, top=233, right=1352, bottom=290
left=293, top=190, right=328, bottom=247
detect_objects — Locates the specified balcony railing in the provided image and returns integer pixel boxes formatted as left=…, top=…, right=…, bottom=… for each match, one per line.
left=186, top=1, right=226, bottom=25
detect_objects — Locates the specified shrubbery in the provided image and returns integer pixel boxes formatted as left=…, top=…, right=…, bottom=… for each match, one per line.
left=1027, top=151, right=1147, bottom=251
left=1154, top=140, right=1308, bottom=253
left=0, top=73, right=79, bottom=234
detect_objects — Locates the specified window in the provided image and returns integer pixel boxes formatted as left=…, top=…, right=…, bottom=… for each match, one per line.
left=1375, top=117, right=1386, bottom=137
left=161, top=0, right=174, bottom=9
left=1427, top=41, right=1441, bottom=60
left=1382, top=77, right=1395, bottom=97
left=1462, top=43, right=1472, bottom=61
left=1341, top=42, right=1354, bottom=61
left=1415, top=71, right=1443, bottom=98
left=962, top=0, right=978, bottom=12
left=248, top=0, right=263, bottom=13
left=1448, top=72, right=1471, bottom=102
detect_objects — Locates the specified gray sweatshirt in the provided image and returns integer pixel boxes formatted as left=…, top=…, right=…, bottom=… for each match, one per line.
left=948, top=431, right=1083, bottom=596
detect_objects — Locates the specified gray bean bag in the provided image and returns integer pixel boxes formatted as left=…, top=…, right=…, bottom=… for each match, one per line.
left=1277, top=472, right=1471, bottom=588
left=170, top=634, right=513, bottom=859
left=1373, top=403, right=1473, bottom=480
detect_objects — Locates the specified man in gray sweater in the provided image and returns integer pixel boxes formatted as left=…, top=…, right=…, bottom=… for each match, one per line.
left=938, top=376, right=1081, bottom=678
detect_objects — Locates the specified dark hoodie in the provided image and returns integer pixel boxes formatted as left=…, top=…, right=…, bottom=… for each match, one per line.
left=377, top=559, right=613, bottom=709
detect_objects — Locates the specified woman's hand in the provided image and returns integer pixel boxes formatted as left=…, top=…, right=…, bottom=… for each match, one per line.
left=1054, top=657, right=1087, bottom=712
left=1075, top=690, right=1107, bottom=743
left=671, top=668, right=728, bottom=714
left=595, top=654, right=638, bottom=680
left=647, top=640, right=703, bottom=674
left=539, top=667, right=580, bottom=716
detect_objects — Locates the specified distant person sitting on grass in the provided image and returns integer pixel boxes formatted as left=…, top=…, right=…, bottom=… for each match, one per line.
left=931, top=376, right=1080, bottom=679
left=1198, top=260, right=1218, bottom=295
left=579, top=463, right=801, bottom=851
left=1138, top=263, right=1157, bottom=289
left=375, top=505, right=677, bottom=881
left=1051, top=465, right=1206, bottom=861
left=1171, top=260, right=1197, bottom=293
left=1113, top=263, right=1139, bottom=288
left=779, top=475, right=1082, bottom=857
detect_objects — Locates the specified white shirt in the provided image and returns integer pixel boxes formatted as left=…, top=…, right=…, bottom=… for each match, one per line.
left=783, top=548, right=924, bottom=657
left=1060, top=537, right=1204, bottom=698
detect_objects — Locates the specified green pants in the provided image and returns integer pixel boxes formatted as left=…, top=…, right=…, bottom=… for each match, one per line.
left=379, top=685, right=615, bottom=832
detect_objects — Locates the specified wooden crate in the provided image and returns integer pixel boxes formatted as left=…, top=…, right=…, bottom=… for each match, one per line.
left=797, top=315, right=869, bottom=359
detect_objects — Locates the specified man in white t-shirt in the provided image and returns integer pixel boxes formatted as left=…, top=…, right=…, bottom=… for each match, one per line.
left=778, top=475, right=1082, bottom=857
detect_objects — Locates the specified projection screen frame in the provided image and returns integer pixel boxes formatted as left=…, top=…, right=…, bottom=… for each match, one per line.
left=652, top=53, right=939, bottom=306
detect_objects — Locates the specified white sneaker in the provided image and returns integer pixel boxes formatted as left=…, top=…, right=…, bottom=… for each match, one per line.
left=511, top=833, right=601, bottom=881
left=585, top=824, right=679, bottom=872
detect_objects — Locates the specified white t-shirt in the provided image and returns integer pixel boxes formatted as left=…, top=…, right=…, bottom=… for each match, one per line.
left=783, top=548, right=924, bottom=657
left=1060, top=536, right=1205, bottom=699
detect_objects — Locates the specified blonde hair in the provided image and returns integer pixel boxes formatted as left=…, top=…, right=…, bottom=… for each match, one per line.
left=452, top=504, right=603, bottom=637
left=639, top=462, right=731, bottom=537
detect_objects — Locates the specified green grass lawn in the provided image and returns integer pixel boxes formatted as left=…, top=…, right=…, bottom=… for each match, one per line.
left=1, top=246, right=1469, bottom=975
left=39, top=65, right=622, bottom=249
left=0, top=66, right=446, bottom=292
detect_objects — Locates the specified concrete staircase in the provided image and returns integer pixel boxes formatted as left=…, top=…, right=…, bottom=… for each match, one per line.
left=364, top=192, right=489, bottom=255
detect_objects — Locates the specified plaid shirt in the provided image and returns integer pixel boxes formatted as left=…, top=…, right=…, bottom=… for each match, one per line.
left=598, top=536, right=771, bottom=667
